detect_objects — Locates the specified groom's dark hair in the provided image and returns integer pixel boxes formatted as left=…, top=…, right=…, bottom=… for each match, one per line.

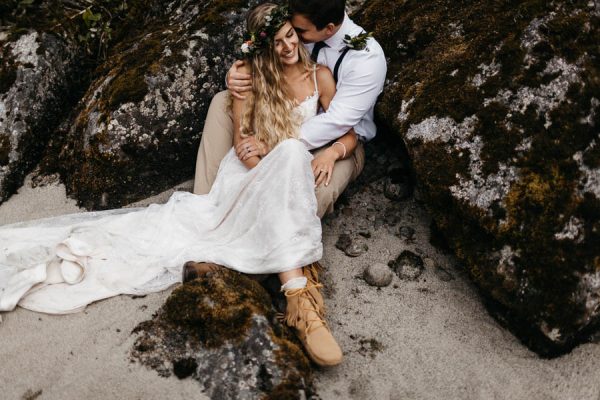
left=288, top=0, right=346, bottom=30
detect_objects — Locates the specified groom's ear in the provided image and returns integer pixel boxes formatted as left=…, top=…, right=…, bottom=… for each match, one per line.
left=324, top=22, right=337, bottom=35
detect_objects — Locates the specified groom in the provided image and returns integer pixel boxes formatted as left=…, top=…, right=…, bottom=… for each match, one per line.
left=192, top=0, right=387, bottom=218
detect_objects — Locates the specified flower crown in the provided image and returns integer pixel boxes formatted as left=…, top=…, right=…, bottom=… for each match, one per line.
left=240, top=5, right=290, bottom=58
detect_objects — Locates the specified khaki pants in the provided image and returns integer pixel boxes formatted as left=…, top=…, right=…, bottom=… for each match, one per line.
left=193, top=90, right=365, bottom=218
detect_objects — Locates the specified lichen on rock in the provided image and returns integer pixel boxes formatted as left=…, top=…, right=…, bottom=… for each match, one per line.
left=131, top=270, right=313, bottom=399
left=357, top=0, right=600, bottom=354
left=0, top=29, right=80, bottom=204
left=48, top=0, right=256, bottom=209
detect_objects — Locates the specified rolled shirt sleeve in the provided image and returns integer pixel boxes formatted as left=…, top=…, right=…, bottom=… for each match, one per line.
left=299, top=40, right=387, bottom=150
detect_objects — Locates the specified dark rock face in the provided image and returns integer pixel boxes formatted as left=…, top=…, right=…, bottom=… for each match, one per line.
left=0, top=30, right=80, bottom=203
left=53, top=0, right=251, bottom=209
left=358, top=0, right=600, bottom=354
left=131, top=270, right=313, bottom=399
left=0, top=0, right=254, bottom=209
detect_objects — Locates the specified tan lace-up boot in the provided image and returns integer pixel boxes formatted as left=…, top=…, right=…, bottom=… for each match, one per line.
left=283, top=282, right=343, bottom=367
left=302, top=262, right=325, bottom=315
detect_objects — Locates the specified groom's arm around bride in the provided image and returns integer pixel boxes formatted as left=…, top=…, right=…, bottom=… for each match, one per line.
left=193, top=0, right=387, bottom=218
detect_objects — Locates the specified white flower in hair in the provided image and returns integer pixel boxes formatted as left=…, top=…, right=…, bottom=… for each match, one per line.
left=241, top=42, right=251, bottom=53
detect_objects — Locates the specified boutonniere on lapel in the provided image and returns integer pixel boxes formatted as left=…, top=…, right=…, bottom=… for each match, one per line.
left=342, top=31, right=373, bottom=51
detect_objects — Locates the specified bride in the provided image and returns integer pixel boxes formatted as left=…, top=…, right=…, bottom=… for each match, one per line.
left=0, top=3, right=351, bottom=366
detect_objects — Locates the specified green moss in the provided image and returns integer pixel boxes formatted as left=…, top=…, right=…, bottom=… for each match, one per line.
left=0, top=62, right=17, bottom=94
left=162, top=269, right=273, bottom=348
left=99, top=35, right=163, bottom=112
left=544, top=11, right=598, bottom=63
left=0, top=134, right=10, bottom=165
left=5, top=27, right=30, bottom=43
left=193, top=0, right=248, bottom=35
left=106, top=66, right=148, bottom=109
left=356, top=0, right=600, bottom=352
left=476, top=101, right=520, bottom=176
left=265, top=333, right=313, bottom=400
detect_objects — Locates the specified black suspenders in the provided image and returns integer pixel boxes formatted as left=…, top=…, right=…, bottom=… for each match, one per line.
left=314, top=31, right=366, bottom=83
left=333, top=47, right=350, bottom=83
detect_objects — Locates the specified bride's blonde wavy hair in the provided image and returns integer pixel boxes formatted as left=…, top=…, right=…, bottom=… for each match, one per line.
left=238, top=3, right=315, bottom=151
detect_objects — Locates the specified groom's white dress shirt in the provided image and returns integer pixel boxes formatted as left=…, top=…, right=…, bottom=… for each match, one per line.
left=299, top=13, right=387, bottom=150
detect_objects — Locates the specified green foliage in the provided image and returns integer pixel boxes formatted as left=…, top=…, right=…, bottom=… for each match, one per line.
left=2, top=0, right=131, bottom=62
left=77, top=6, right=114, bottom=60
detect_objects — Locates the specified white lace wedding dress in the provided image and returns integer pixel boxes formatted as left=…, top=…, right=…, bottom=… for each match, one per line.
left=0, top=75, right=322, bottom=315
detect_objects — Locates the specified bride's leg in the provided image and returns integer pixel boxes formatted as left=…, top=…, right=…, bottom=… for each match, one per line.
left=278, top=268, right=305, bottom=287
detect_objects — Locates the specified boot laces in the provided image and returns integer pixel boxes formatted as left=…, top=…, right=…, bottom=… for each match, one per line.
left=282, top=284, right=329, bottom=335
left=304, top=262, right=323, bottom=284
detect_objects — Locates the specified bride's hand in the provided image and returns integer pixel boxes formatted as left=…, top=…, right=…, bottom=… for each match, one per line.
left=311, top=148, right=339, bottom=187
left=236, top=137, right=268, bottom=161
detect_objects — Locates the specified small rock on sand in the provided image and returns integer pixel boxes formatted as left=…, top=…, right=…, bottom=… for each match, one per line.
left=363, top=263, right=393, bottom=287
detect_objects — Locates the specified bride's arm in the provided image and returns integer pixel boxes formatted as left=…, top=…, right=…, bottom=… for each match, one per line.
left=231, top=64, right=261, bottom=169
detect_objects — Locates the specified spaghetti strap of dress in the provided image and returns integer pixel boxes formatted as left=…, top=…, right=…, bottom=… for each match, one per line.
left=312, top=64, right=318, bottom=94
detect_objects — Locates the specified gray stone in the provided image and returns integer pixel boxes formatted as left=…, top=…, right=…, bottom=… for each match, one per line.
left=131, top=270, right=313, bottom=399
left=335, top=233, right=352, bottom=252
left=383, top=174, right=411, bottom=201
left=362, top=0, right=600, bottom=353
left=345, top=242, right=368, bottom=257
left=0, top=31, right=80, bottom=204
left=398, top=226, right=416, bottom=241
left=363, top=263, right=393, bottom=287
left=392, top=250, right=424, bottom=280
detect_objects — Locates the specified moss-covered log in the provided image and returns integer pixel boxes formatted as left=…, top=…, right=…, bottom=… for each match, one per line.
left=356, top=0, right=600, bottom=355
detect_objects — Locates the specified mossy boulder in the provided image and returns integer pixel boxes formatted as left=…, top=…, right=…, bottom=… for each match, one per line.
left=51, top=0, right=253, bottom=209
left=131, top=270, right=313, bottom=399
left=0, top=29, right=80, bottom=204
left=356, top=0, right=599, bottom=354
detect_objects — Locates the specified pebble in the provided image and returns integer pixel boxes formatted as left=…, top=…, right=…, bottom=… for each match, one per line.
left=398, top=226, right=416, bottom=241
left=435, top=266, right=454, bottom=282
left=345, top=242, right=368, bottom=257
left=335, top=234, right=352, bottom=251
left=392, top=250, right=424, bottom=280
left=383, top=168, right=412, bottom=201
left=423, top=257, right=435, bottom=269
left=424, top=257, right=455, bottom=281
left=335, top=233, right=368, bottom=257
left=363, top=263, right=393, bottom=287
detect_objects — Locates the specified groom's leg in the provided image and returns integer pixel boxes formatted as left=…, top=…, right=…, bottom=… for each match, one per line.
left=193, top=90, right=234, bottom=195
left=314, top=141, right=365, bottom=218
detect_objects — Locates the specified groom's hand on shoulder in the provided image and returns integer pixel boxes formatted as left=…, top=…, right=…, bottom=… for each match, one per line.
left=227, top=60, right=252, bottom=100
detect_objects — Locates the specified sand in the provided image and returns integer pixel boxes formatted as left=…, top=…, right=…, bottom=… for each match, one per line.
left=1, top=174, right=600, bottom=400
